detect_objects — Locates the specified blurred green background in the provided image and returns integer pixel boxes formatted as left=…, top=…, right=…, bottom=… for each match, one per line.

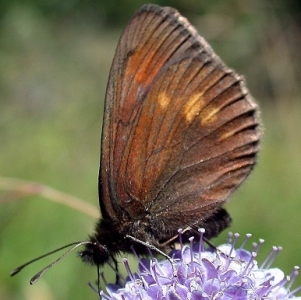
left=1, top=0, right=301, bottom=299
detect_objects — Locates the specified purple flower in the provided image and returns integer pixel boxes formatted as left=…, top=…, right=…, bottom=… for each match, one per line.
left=100, top=230, right=301, bottom=299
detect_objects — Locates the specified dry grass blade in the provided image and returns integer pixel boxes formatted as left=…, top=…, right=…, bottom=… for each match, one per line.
left=0, top=177, right=99, bottom=218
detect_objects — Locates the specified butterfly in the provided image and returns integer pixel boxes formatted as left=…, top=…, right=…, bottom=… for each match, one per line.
left=11, top=3, right=260, bottom=284
left=79, top=4, right=260, bottom=267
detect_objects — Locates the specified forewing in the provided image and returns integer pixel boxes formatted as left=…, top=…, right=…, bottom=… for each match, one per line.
left=100, top=4, right=260, bottom=223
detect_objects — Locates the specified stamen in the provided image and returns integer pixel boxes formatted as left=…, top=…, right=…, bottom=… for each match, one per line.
left=227, top=232, right=233, bottom=244
left=130, top=245, right=149, bottom=275
left=239, top=233, right=252, bottom=249
left=225, top=233, right=239, bottom=269
left=265, top=275, right=290, bottom=295
left=189, top=237, right=194, bottom=263
left=252, top=242, right=258, bottom=252
left=260, top=246, right=278, bottom=269
left=150, top=260, right=162, bottom=288
left=286, top=266, right=299, bottom=290
left=289, top=280, right=301, bottom=297
left=198, top=228, right=205, bottom=259
left=178, top=228, right=184, bottom=260
left=123, top=258, right=134, bottom=281
left=241, top=252, right=257, bottom=276
left=253, top=239, right=265, bottom=255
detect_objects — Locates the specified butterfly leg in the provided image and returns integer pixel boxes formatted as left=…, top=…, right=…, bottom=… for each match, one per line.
left=125, top=235, right=171, bottom=259
left=125, top=235, right=177, bottom=276
left=111, top=256, right=120, bottom=284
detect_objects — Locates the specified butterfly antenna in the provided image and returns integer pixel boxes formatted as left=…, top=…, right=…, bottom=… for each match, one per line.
left=10, top=241, right=91, bottom=284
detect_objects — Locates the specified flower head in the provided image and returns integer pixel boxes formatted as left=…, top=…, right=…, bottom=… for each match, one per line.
left=100, top=230, right=301, bottom=300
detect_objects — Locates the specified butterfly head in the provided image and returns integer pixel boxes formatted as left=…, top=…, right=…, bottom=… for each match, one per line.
left=79, top=237, right=110, bottom=266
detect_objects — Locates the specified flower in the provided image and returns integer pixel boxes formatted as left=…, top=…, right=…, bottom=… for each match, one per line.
left=100, top=229, right=301, bottom=299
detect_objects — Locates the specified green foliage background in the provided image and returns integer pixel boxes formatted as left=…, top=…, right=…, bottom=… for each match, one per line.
left=1, top=0, right=301, bottom=299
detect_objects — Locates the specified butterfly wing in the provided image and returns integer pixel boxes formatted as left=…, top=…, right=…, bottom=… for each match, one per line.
left=99, top=5, right=260, bottom=233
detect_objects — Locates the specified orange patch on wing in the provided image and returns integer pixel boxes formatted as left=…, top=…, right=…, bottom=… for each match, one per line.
left=127, top=48, right=166, bottom=87
left=158, top=92, right=171, bottom=109
left=200, top=106, right=220, bottom=126
left=183, top=92, right=205, bottom=122
left=219, top=130, right=235, bottom=141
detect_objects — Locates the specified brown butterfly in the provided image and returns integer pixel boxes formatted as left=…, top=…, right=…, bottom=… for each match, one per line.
left=11, top=4, right=260, bottom=283
left=79, top=4, right=260, bottom=266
